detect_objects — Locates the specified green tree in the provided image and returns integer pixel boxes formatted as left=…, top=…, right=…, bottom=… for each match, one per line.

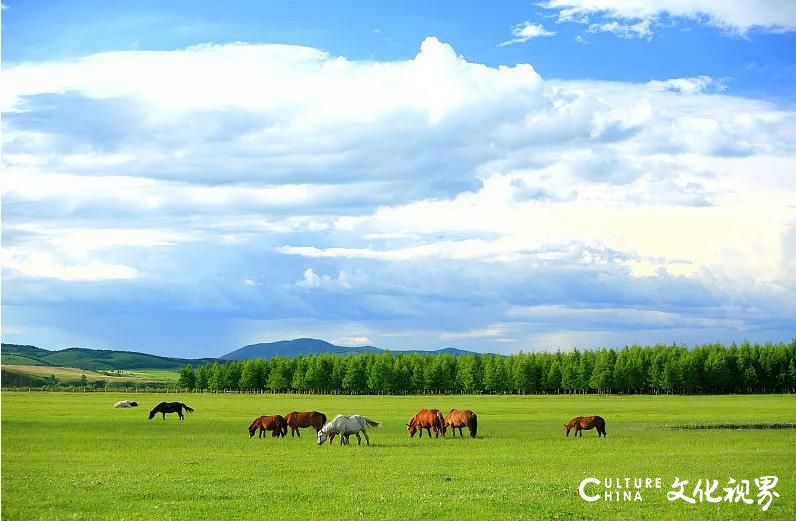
left=178, top=364, right=197, bottom=390
left=195, top=364, right=211, bottom=390
left=342, top=357, right=367, bottom=393
left=589, top=350, right=614, bottom=392
left=239, top=360, right=263, bottom=391
left=267, top=357, right=291, bottom=391
left=456, top=355, right=481, bottom=392
left=367, top=353, right=394, bottom=393
left=545, top=360, right=562, bottom=392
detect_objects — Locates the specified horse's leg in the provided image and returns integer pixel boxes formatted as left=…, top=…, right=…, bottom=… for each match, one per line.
left=426, top=427, right=432, bottom=438
left=162, top=412, right=166, bottom=420
left=459, top=427, right=464, bottom=437
left=363, top=430, right=370, bottom=446
left=296, top=428, right=300, bottom=438
left=356, top=432, right=362, bottom=445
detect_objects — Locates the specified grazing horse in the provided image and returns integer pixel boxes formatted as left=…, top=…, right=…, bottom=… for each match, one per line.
left=407, top=408, right=446, bottom=438
left=564, top=416, right=607, bottom=437
left=148, top=402, right=194, bottom=420
left=317, top=415, right=381, bottom=446
left=444, top=409, right=478, bottom=438
left=248, top=415, right=288, bottom=438
left=285, top=411, right=327, bottom=438
left=113, top=400, right=138, bottom=408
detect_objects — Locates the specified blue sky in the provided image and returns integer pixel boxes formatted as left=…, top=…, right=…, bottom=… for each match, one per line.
left=2, top=1, right=795, bottom=357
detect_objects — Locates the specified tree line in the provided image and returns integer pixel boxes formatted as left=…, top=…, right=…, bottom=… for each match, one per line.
left=177, top=340, right=796, bottom=394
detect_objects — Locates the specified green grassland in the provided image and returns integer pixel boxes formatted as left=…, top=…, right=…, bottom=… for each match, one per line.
left=2, top=393, right=795, bottom=520
left=1, top=364, right=181, bottom=385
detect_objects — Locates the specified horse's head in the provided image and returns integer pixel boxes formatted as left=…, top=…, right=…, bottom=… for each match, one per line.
left=148, top=408, right=157, bottom=420
left=407, top=420, right=418, bottom=438
left=248, top=425, right=257, bottom=437
left=564, top=424, right=571, bottom=436
left=317, top=429, right=329, bottom=445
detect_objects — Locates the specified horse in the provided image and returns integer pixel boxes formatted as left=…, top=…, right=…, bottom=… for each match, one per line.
left=285, top=411, right=327, bottom=438
left=407, top=408, right=446, bottom=438
left=113, top=400, right=138, bottom=408
left=564, top=416, right=607, bottom=437
left=248, top=415, right=288, bottom=438
left=444, top=409, right=478, bottom=438
left=317, top=415, right=381, bottom=446
left=148, top=402, right=194, bottom=420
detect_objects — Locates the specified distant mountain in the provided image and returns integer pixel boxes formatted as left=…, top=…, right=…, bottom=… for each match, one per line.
left=1, top=343, right=215, bottom=370
left=220, top=338, right=483, bottom=360
left=1, top=339, right=486, bottom=370
left=220, top=338, right=382, bottom=360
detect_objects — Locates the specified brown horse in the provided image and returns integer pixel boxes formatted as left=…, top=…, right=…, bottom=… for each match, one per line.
left=407, top=408, right=446, bottom=438
left=564, top=416, right=607, bottom=437
left=444, top=409, right=478, bottom=438
left=285, top=411, right=327, bottom=438
left=248, top=415, right=288, bottom=438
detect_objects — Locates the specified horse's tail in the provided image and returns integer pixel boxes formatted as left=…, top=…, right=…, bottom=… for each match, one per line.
left=182, top=403, right=194, bottom=413
left=470, top=413, right=478, bottom=438
left=364, top=417, right=382, bottom=429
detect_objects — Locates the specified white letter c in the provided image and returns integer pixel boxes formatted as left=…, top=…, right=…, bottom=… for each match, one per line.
left=579, top=478, right=601, bottom=502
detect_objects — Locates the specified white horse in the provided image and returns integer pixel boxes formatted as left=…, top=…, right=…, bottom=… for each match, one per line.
left=113, top=400, right=138, bottom=408
left=317, top=414, right=381, bottom=446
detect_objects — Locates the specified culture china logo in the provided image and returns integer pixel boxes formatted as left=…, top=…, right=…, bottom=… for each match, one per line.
left=578, top=476, right=780, bottom=511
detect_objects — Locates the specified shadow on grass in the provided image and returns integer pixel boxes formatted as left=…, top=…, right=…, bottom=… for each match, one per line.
left=669, top=422, right=796, bottom=430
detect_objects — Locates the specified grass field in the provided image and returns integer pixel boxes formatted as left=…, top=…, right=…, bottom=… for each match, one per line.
left=1, top=364, right=180, bottom=385
left=2, top=393, right=795, bottom=520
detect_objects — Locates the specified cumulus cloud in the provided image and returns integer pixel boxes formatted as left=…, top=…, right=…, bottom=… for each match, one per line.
left=499, top=21, right=556, bottom=46
left=541, top=0, right=796, bottom=37
left=296, top=268, right=353, bottom=289
left=2, top=37, right=794, bottom=353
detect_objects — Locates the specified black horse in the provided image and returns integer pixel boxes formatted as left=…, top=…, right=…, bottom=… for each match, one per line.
left=149, top=402, right=194, bottom=420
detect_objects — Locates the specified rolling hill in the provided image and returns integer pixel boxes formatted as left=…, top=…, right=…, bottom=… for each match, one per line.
left=2, top=339, right=485, bottom=373
left=1, top=343, right=215, bottom=370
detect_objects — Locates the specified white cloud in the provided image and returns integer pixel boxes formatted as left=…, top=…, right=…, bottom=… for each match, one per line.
left=2, top=248, right=138, bottom=281
left=588, top=19, right=653, bottom=39
left=647, top=76, right=724, bottom=94
left=541, top=0, right=796, bottom=37
left=332, top=335, right=373, bottom=346
left=2, top=37, right=794, bottom=352
left=440, top=324, right=511, bottom=339
left=2, top=37, right=542, bottom=126
left=500, top=21, right=556, bottom=46
left=296, top=268, right=353, bottom=289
